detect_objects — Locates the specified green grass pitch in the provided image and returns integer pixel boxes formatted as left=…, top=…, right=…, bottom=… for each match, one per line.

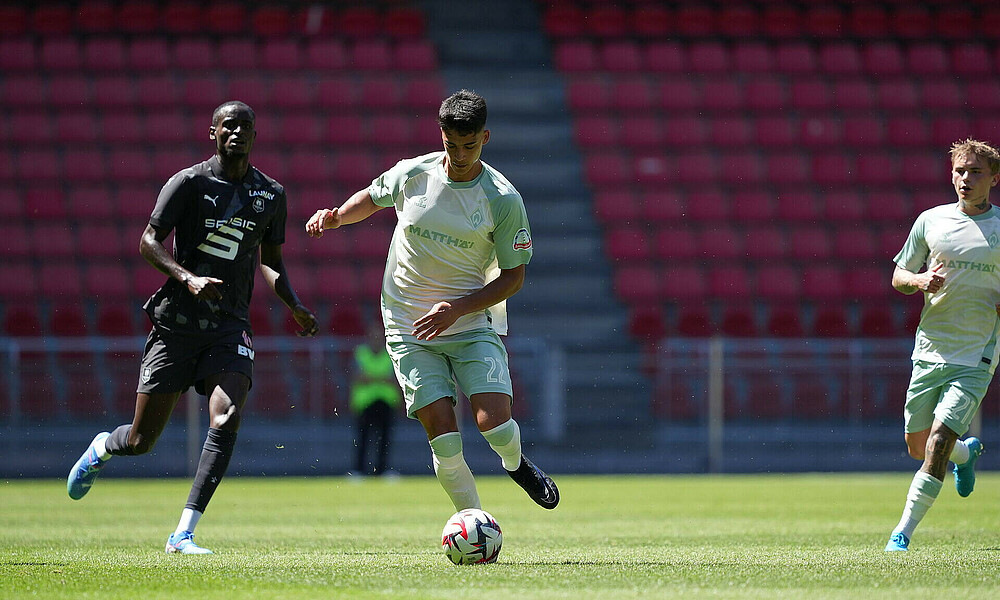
left=2, top=474, right=999, bottom=599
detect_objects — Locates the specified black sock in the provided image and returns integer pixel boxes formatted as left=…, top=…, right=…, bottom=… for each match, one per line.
left=105, top=424, right=137, bottom=456
left=184, top=428, right=238, bottom=513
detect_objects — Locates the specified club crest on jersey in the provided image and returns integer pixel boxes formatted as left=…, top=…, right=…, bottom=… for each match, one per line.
left=513, top=228, right=532, bottom=251
left=252, top=197, right=265, bottom=213
left=141, top=367, right=152, bottom=383
left=469, top=208, right=484, bottom=229
left=242, top=330, right=253, bottom=348
left=990, top=232, right=999, bottom=248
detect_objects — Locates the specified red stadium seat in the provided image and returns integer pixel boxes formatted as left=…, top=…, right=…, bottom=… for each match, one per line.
left=3, top=302, right=43, bottom=335
left=755, top=116, right=797, bottom=147
left=876, top=80, right=919, bottom=111
left=590, top=5, right=629, bottom=37
left=767, top=154, right=811, bottom=185
left=833, top=226, right=879, bottom=262
left=0, top=6, right=27, bottom=36
left=403, top=77, right=446, bottom=109
left=1, top=75, right=45, bottom=106
left=901, top=152, right=947, bottom=186
left=812, top=305, right=850, bottom=337
left=0, top=225, right=30, bottom=259
left=9, top=112, right=52, bottom=145
left=96, top=302, right=139, bottom=336
left=757, top=266, right=801, bottom=300
left=803, top=266, right=846, bottom=301
left=843, top=116, right=885, bottom=147
left=163, top=2, right=205, bottom=34
left=614, top=265, right=659, bottom=303
left=128, top=38, right=171, bottom=71
left=621, top=116, right=663, bottom=148
left=18, top=150, right=61, bottom=183
left=556, top=41, right=598, bottom=72
left=93, top=76, right=136, bottom=108
left=645, top=42, right=685, bottom=73
left=951, top=44, right=992, bottom=76
left=593, top=190, right=639, bottom=225
left=64, top=150, right=108, bottom=183
left=886, top=116, right=930, bottom=148
left=575, top=116, right=620, bottom=148
left=119, top=1, right=160, bottom=34
left=848, top=267, right=893, bottom=300
left=329, top=304, right=365, bottom=337
left=77, top=224, right=126, bottom=258
left=721, top=6, right=760, bottom=37
left=360, top=78, right=402, bottom=109
left=732, top=42, right=773, bottom=73
left=675, top=306, right=713, bottom=337
left=395, top=40, right=437, bottom=71
left=41, top=37, right=82, bottom=70
left=601, top=41, right=642, bottom=72
left=800, top=116, right=842, bottom=147
left=326, top=114, right=365, bottom=145
left=352, top=40, right=392, bottom=71
left=204, top=2, right=248, bottom=34
left=804, top=6, right=844, bottom=38
left=50, top=302, right=89, bottom=336
left=314, top=266, right=361, bottom=303
left=181, top=76, right=224, bottom=108
left=39, top=264, right=83, bottom=298
left=628, top=305, right=665, bottom=342
left=543, top=5, right=585, bottom=38
left=566, top=79, right=611, bottom=112
left=226, top=76, right=270, bottom=109
left=702, top=80, right=744, bottom=111
left=385, top=7, right=426, bottom=39
left=720, top=304, right=758, bottom=337
left=605, top=227, right=651, bottom=261
left=744, top=227, right=786, bottom=260
left=83, top=37, right=126, bottom=71
left=612, top=78, right=655, bottom=111
left=658, top=79, right=700, bottom=111
left=818, top=42, right=862, bottom=74
left=67, top=186, right=115, bottom=221
left=766, top=306, right=804, bottom=337
left=848, top=6, right=888, bottom=38
left=584, top=153, right=632, bottom=186
left=674, top=5, right=715, bottom=37
left=964, top=82, right=1000, bottom=111
left=906, top=43, right=949, bottom=75
left=710, top=117, right=753, bottom=147
left=832, top=79, right=874, bottom=110
left=745, top=78, right=787, bottom=111
left=862, top=42, right=904, bottom=76
left=775, top=42, right=816, bottom=73
left=892, top=7, right=932, bottom=39
left=262, top=39, right=302, bottom=70
left=790, top=79, right=833, bottom=110
left=856, top=153, right=899, bottom=186
left=921, top=80, right=965, bottom=111
left=789, top=226, right=832, bottom=260
left=825, top=190, right=867, bottom=221
left=664, top=117, right=706, bottom=146
left=640, top=191, right=686, bottom=223
left=219, top=39, right=258, bottom=70
left=653, top=227, right=699, bottom=261
left=660, top=266, right=707, bottom=302
left=708, top=265, right=753, bottom=300
left=858, top=304, right=897, bottom=337
left=55, top=112, right=99, bottom=144
left=250, top=5, right=292, bottom=37
left=48, top=76, right=91, bottom=108
left=812, top=153, right=855, bottom=185
left=688, top=42, right=729, bottom=73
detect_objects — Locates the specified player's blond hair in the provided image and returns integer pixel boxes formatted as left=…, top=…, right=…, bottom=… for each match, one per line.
left=950, top=138, right=1000, bottom=174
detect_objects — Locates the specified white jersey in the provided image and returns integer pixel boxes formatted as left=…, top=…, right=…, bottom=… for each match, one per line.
left=368, top=152, right=533, bottom=339
left=895, top=203, right=1000, bottom=372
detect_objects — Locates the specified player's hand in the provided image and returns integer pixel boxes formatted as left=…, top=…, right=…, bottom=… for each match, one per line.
left=306, top=208, right=341, bottom=238
left=292, top=304, right=319, bottom=337
left=917, top=263, right=945, bottom=293
left=413, top=301, right=460, bottom=340
left=184, top=275, right=224, bottom=301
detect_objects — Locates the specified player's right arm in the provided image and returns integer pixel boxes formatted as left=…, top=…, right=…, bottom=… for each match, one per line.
left=139, top=224, right=223, bottom=300
left=305, top=189, right=383, bottom=238
left=892, top=263, right=944, bottom=295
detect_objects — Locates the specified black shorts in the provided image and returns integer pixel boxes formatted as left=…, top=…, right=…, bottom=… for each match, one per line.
left=137, top=325, right=254, bottom=395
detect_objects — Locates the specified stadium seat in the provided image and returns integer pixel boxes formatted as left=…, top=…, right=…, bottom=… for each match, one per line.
left=181, top=76, right=224, bottom=108
left=862, top=42, right=905, bottom=76
left=645, top=43, right=685, bottom=73
left=128, top=38, right=171, bottom=71
left=653, top=227, right=698, bottom=261
left=613, top=265, right=659, bottom=303
left=906, top=43, right=949, bottom=75
left=262, top=39, right=302, bottom=70
left=574, top=116, right=619, bottom=148
left=605, top=227, right=651, bottom=261
left=204, top=1, right=248, bottom=34
left=64, top=149, right=109, bottom=183
left=789, top=226, right=833, bottom=261
left=219, top=39, right=259, bottom=70
left=84, top=263, right=133, bottom=299
left=708, top=265, right=753, bottom=300
left=818, top=42, right=861, bottom=74
left=660, top=266, right=707, bottom=302
left=592, top=190, right=639, bottom=225
left=848, top=6, right=888, bottom=38
left=1, top=75, right=45, bottom=106
left=0, top=6, right=27, bottom=36
left=886, top=116, right=930, bottom=148
left=55, top=112, right=99, bottom=144
left=612, top=78, right=655, bottom=111
left=765, top=306, right=804, bottom=337
left=921, top=80, right=965, bottom=111
left=77, top=224, right=126, bottom=258
left=48, top=76, right=91, bottom=108
left=40, top=37, right=81, bottom=70
left=590, top=5, right=629, bottom=37
left=720, top=305, right=757, bottom=337
left=226, top=76, right=270, bottom=109
left=775, top=42, right=816, bottom=73
left=9, top=111, right=52, bottom=145
left=329, top=305, right=366, bottom=337
left=800, top=116, right=842, bottom=147
left=709, top=117, right=753, bottom=148
left=584, top=153, right=632, bottom=186
left=756, top=266, right=801, bottom=300
left=50, top=302, right=89, bottom=337
left=812, top=153, right=855, bottom=185
left=745, top=78, right=787, bottom=111
left=0, top=225, right=30, bottom=259
left=843, top=116, right=885, bottom=147
left=601, top=41, right=642, bottom=72
left=250, top=5, right=293, bottom=37
left=803, top=266, right=846, bottom=301
left=812, top=305, right=850, bottom=337
left=804, top=5, right=843, bottom=38
left=847, top=266, right=892, bottom=300
left=360, top=77, right=402, bottom=109
left=824, top=191, right=867, bottom=221
left=566, top=78, right=611, bottom=112
left=858, top=304, right=897, bottom=337
left=23, top=186, right=65, bottom=219
left=790, top=79, right=833, bottom=110
left=2, top=302, right=43, bottom=336
left=664, top=116, right=707, bottom=146
left=621, top=117, right=662, bottom=148
left=876, top=80, right=919, bottom=110
left=351, top=40, right=392, bottom=71
left=0, top=263, right=37, bottom=299
left=688, top=42, right=729, bottom=73
left=951, top=44, right=992, bottom=76
left=732, top=42, right=772, bottom=73
left=755, top=117, right=797, bottom=147
left=640, top=191, right=686, bottom=223
left=162, top=2, right=204, bottom=34
left=702, top=80, right=744, bottom=112
left=832, top=79, right=875, bottom=110
left=892, top=7, right=932, bottom=39
left=83, top=38, right=126, bottom=71
left=744, top=227, right=786, bottom=260
left=385, top=7, right=427, bottom=39
left=774, top=190, right=821, bottom=221
left=675, top=306, right=714, bottom=337
left=39, top=263, right=83, bottom=298
left=628, top=305, right=666, bottom=342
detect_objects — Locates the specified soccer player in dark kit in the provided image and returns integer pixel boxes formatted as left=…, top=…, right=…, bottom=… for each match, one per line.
left=67, top=101, right=319, bottom=554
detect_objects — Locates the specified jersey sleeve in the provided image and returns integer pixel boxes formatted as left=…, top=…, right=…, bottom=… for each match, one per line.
left=367, top=160, right=411, bottom=208
left=490, top=193, right=533, bottom=269
left=262, top=190, right=287, bottom=245
left=893, top=212, right=929, bottom=273
left=149, top=171, right=194, bottom=230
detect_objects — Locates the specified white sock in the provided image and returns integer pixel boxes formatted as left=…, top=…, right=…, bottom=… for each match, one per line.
left=93, top=435, right=111, bottom=461
left=429, top=432, right=481, bottom=511
left=893, top=471, right=943, bottom=539
left=950, top=439, right=970, bottom=465
left=174, top=508, right=203, bottom=535
left=481, top=419, right=522, bottom=471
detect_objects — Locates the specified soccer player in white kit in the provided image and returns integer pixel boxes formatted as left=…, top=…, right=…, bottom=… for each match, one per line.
left=885, top=139, right=1000, bottom=551
left=306, top=90, right=558, bottom=511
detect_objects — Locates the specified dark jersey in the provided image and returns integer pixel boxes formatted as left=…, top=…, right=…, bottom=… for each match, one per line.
left=143, top=155, right=286, bottom=335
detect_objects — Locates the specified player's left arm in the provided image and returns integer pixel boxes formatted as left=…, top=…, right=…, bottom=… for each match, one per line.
left=412, top=265, right=525, bottom=341
left=259, top=242, right=318, bottom=337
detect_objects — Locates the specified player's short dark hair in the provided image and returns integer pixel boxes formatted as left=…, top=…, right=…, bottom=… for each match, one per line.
left=437, top=90, right=487, bottom=136
left=212, top=101, right=256, bottom=126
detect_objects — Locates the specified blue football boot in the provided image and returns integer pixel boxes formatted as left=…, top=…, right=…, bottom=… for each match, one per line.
left=165, top=531, right=214, bottom=555
left=954, top=437, right=984, bottom=498
left=884, top=532, right=909, bottom=552
left=67, top=432, right=111, bottom=500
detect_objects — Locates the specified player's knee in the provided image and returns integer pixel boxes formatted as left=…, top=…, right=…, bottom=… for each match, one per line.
left=129, top=434, right=157, bottom=455
left=925, top=430, right=953, bottom=460
left=211, top=404, right=241, bottom=431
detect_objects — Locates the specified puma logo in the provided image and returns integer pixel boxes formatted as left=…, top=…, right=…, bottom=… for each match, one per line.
left=203, top=194, right=218, bottom=207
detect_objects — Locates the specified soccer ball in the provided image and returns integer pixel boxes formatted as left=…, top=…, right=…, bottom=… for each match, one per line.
left=441, top=508, right=502, bottom=565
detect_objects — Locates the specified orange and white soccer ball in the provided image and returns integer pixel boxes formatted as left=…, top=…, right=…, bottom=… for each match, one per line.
left=441, top=508, right=502, bottom=565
